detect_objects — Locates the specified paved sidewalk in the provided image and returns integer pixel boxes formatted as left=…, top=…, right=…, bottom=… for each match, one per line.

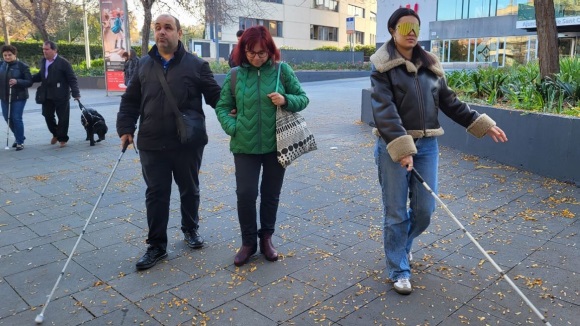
left=0, top=78, right=578, bottom=325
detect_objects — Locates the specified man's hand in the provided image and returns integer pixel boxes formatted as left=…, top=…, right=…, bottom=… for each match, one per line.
left=120, top=134, right=134, bottom=148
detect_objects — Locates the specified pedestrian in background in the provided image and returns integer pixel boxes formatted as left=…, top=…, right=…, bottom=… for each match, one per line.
left=117, top=14, right=221, bottom=271
left=228, top=29, right=244, bottom=68
left=122, top=49, right=139, bottom=87
left=32, top=41, right=81, bottom=148
left=0, top=45, right=32, bottom=151
left=215, top=25, right=309, bottom=267
left=370, top=8, right=507, bottom=295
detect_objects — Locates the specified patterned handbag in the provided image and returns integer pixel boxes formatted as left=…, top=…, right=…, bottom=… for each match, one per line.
left=275, top=63, right=317, bottom=168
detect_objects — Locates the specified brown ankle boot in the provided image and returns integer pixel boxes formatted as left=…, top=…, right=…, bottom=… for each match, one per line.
left=260, top=234, right=278, bottom=261
left=234, top=244, right=257, bottom=267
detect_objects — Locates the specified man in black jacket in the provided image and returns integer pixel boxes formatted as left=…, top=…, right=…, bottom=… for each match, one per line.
left=32, top=41, right=81, bottom=148
left=117, top=14, right=221, bottom=271
left=227, top=29, right=244, bottom=68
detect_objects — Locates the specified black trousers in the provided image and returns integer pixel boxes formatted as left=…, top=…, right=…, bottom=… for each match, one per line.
left=140, top=146, right=204, bottom=250
left=234, top=152, right=286, bottom=246
left=42, top=99, right=70, bottom=142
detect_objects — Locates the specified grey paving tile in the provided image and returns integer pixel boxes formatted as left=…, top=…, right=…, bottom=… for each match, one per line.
left=71, top=283, right=129, bottom=317
left=459, top=228, right=548, bottom=269
left=80, top=304, right=162, bottom=326
left=137, top=292, right=198, bottom=325
left=444, top=304, right=518, bottom=325
left=333, top=239, right=384, bottom=271
left=286, top=277, right=383, bottom=325
left=0, top=244, right=66, bottom=277
left=0, top=279, right=28, bottom=319
left=237, top=276, right=331, bottom=322
left=73, top=242, right=143, bottom=281
left=4, top=259, right=98, bottom=307
left=0, top=295, right=93, bottom=326
left=0, top=225, right=38, bottom=248
left=289, top=256, right=370, bottom=295
left=107, top=264, right=191, bottom=302
left=170, top=269, right=258, bottom=313
left=227, top=241, right=319, bottom=287
left=204, top=300, right=275, bottom=325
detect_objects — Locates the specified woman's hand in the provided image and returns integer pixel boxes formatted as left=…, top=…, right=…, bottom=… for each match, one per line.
left=486, top=126, right=508, bottom=143
left=400, top=155, right=414, bottom=171
left=268, top=92, right=286, bottom=106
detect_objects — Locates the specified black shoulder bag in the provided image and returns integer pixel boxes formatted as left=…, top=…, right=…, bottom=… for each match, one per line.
left=154, top=64, right=208, bottom=146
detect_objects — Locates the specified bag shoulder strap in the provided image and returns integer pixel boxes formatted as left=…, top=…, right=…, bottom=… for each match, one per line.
left=154, top=64, right=181, bottom=117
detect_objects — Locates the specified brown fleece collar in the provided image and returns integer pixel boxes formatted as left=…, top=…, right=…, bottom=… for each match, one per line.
left=369, top=42, right=444, bottom=77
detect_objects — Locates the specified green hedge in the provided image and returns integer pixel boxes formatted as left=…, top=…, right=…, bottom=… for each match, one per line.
left=3, top=41, right=140, bottom=69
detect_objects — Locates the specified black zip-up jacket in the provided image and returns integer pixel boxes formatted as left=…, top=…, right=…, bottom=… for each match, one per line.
left=370, top=43, right=495, bottom=162
left=32, top=55, right=80, bottom=101
left=0, top=60, right=33, bottom=101
left=116, top=42, right=222, bottom=151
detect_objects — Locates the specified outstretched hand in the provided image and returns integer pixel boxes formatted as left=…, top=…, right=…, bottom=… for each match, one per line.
left=486, top=126, right=508, bottom=143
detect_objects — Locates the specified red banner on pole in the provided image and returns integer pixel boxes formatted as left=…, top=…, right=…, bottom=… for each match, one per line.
left=99, top=0, right=128, bottom=92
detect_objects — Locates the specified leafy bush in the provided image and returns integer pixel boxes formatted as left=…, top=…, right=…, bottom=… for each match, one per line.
left=445, top=57, right=580, bottom=116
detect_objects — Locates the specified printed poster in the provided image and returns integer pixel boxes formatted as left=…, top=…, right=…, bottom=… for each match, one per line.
left=99, top=0, right=128, bottom=92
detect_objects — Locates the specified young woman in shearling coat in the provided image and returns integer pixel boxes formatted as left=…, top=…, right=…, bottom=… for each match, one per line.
left=370, top=8, right=508, bottom=295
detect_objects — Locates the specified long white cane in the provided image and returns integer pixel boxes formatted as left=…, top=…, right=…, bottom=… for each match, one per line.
left=4, top=86, right=12, bottom=150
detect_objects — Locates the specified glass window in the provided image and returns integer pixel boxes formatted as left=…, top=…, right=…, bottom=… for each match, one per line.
left=431, top=40, right=444, bottom=61
left=496, top=0, right=518, bottom=16
left=348, top=4, right=365, bottom=18
left=239, top=17, right=283, bottom=37
left=505, top=35, right=531, bottom=65
left=314, top=0, right=338, bottom=12
left=370, top=11, right=376, bottom=22
left=449, top=39, right=469, bottom=62
left=469, top=0, right=491, bottom=18
left=437, top=0, right=464, bottom=21
left=355, top=31, right=364, bottom=44
left=310, top=25, right=338, bottom=41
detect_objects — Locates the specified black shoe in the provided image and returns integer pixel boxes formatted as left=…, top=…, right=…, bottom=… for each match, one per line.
left=135, top=246, right=167, bottom=270
left=12, top=142, right=16, bottom=148
left=15, top=144, right=24, bottom=151
left=184, top=229, right=204, bottom=249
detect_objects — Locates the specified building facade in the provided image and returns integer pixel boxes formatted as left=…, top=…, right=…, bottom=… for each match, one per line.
left=375, top=0, right=580, bottom=67
left=194, top=0, right=377, bottom=59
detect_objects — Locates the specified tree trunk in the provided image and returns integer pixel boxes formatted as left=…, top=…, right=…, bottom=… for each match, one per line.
left=0, top=0, right=9, bottom=44
left=534, top=0, right=560, bottom=79
left=140, top=0, right=155, bottom=56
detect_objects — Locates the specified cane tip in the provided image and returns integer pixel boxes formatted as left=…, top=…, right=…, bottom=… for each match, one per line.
left=35, top=314, right=44, bottom=324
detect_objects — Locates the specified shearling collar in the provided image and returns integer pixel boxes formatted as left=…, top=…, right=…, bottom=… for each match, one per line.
left=369, top=42, right=444, bottom=77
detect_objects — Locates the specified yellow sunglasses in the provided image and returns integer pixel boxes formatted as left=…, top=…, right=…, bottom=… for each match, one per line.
left=396, top=22, right=420, bottom=36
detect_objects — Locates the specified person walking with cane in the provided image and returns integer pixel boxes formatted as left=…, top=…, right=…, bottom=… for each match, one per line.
left=0, top=45, right=32, bottom=151
left=370, top=8, right=507, bottom=295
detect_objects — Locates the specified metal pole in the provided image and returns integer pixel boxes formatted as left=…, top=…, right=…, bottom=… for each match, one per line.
left=124, top=0, right=130, bottom=52
left=83, top=0, right=91, bottom=68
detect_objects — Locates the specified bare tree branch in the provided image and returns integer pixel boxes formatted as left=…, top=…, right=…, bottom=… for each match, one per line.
left=8, top=0, right=53, bottom=41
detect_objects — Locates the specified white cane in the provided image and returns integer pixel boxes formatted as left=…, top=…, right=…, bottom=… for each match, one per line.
left=4, top=86, right=12, bottom=150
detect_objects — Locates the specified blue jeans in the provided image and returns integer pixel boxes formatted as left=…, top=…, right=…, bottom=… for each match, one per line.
left=374, top=136, right=438, bottom=281
left=1, top=99, right=26, bottom=144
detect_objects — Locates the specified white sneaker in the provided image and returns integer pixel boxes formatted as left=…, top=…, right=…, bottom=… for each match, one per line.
left=393, top=278, right=412, bottom=295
